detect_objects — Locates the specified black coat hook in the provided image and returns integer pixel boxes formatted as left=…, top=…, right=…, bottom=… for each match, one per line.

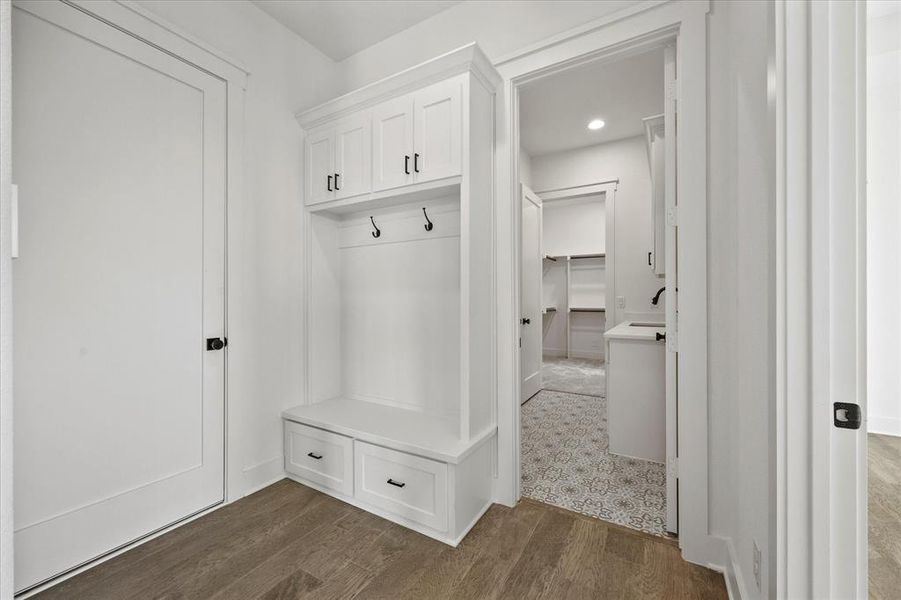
left=370, top=216, right=381, bottom=238
left=422, top=207, right=433, bottom=232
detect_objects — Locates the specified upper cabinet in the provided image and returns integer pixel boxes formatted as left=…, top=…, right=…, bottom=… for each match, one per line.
left=303, top=71, right=469, bottom=205
left=372, top=78, right=462, bottom=192
left=372, top=95, right=414, bottom=191
left=413, top=78, right=462, bottom=184
left=305, top=126, right=336, bottom=205
left=305, top=113, right=372, bottom=205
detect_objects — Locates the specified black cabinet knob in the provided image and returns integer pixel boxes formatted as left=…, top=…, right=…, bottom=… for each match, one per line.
left=655, top=332, right=666, bottom=342
left=521, top=318, right=531, bottom=325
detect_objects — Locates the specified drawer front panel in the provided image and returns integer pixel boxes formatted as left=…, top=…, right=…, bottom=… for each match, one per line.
left=354, top=441, right=448, bottom=531
left=284, top=421, right=353, bottom=496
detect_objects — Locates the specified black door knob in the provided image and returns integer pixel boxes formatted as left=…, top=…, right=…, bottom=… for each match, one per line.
left=521, top=318, right=531, bottom=325
left=206, top=337, right=226, bottom=351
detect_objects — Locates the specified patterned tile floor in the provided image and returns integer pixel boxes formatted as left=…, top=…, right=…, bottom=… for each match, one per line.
left=521, top=389, right=669, bottom=537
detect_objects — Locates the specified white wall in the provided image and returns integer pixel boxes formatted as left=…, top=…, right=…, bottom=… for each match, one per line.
left=532, top=137, right=663, bottom=326
left=866, top=7, right=901, bottom=436
left=707, top=1, right=774, bottom=598
left=135, top=0, right=342, bottom=494
left=542, top=198, right=606, bottom=257
left=519, top=148, right=533, bottom=188
left=334, top=1, right=643, bottom=93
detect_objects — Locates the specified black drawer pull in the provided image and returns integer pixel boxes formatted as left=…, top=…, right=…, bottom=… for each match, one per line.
left=404, top=155, right=411, bottom=174
left=387, top=478, right=406, bottom=488
left=327, top=174, right=332, bottom=192
left=414, top=153, right=420, bottom=173
left=307, top=452, right=323, bottom=460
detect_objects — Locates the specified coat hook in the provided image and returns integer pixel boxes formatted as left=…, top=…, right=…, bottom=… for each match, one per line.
left=422, top=207, right=434, bottom=232
left=370, top=216, right=381, bottom=238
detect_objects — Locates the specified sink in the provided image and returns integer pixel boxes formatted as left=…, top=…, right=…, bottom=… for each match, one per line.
left=629, top=322, right=665, bottom=327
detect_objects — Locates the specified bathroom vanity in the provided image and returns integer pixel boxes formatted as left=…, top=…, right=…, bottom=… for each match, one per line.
left=604, top=321, right=666, bottom=463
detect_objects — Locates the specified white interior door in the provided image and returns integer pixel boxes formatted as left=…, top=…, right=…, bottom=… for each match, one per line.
left=520, top=185, right=542, bottom=403
left=12, top=1, right=226, bottom=592
left=663, top=44, right=678, bottom=534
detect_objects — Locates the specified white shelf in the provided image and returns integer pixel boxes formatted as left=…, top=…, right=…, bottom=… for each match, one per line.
left=545, top=253, right=605, bottom=260
left=282, top=398, right=495, bottom=464
left=543, top=306, right=557, bottom=314
left=569, top=306, right=606, bottom=313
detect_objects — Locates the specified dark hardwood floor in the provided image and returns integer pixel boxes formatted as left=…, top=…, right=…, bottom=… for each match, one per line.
left=34, top=479, right=727, bottom=600
left=869, top=433, right=901, bottom=600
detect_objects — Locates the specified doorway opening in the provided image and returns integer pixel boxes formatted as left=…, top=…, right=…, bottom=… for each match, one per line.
left=516, top=42, right=677, bottom=538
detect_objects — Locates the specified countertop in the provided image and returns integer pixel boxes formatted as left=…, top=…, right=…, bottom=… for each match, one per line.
left=604, top=320, right=666, bottom=341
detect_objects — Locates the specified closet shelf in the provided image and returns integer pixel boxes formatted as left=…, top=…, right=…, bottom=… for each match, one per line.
left=569, top=307, right=606, bottom=313
left=545, top=253, right=606, bottom=260
left=282, top=398, right=496, bottom=464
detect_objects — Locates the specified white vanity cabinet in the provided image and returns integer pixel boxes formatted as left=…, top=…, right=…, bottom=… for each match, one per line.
left=604, top=322, right=666, bottom=463
left=305, top=113, right=372, bottom=205
left=288, top=44, right=500, bottom=547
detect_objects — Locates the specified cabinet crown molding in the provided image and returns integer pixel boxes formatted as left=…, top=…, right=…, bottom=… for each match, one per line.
left=295, top=42, right=501, bottom=130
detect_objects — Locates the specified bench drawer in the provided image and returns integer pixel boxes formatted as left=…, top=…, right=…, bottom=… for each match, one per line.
left=354, top=441, right=447, bottom=531
left=284, top=421, right=353, bottom=496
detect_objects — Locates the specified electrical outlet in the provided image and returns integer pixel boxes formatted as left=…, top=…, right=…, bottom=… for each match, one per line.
left=752, top=540, right=761, bottom=590
left=616, top=296, right=625, bottom=308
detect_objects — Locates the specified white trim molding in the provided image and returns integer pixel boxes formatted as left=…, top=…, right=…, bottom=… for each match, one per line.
left=492, top=0, right=717, bottom=568
left=776, top=0, right=868, bottom=597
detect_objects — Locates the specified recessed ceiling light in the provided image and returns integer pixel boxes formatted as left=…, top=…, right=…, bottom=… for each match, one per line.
left=587, top=119, right=605, bottom=130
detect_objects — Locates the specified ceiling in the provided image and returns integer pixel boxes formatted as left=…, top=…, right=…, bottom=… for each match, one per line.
left=251, top=0, right=461, bottom=61
left=519, top=48, right=665, bottom=157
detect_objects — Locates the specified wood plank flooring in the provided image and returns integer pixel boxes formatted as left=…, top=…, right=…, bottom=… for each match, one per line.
left=34, top=479, right=727, bottom=600
left=869, top=433, right=901, bottom=600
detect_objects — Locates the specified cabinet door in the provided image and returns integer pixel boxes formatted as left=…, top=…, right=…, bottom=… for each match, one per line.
left=413, top=78, right=462, bottom=183
left=305, top=126, right=335, bottom=205
left=372, top=95, right=414, bottom=192
left=334, top=112, right=371, bottom=200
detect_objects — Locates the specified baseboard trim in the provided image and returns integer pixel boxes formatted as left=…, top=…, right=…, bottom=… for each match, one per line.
left=722, top=537, right=748, bottom=600
left=242, top=456, right=285, bottom=496
left=868, top=416, right=901, bottom=437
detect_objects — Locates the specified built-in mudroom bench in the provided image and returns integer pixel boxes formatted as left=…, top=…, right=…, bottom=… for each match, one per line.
left=283, top=43, right=500, bottom=546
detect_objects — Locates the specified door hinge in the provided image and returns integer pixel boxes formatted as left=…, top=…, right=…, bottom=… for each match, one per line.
left=666, top=206, right=678, bottom=227
left=666, top=319, right=678, bottom=352
left=834, top=402, right=862, bottom=429
left=666, top=79, right=678, bottom=102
